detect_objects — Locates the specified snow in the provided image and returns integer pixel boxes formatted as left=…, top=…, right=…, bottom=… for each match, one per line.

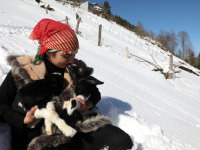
left=0, top=0, right=200, bottom=150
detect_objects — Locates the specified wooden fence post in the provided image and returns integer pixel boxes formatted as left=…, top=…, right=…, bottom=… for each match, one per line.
left=75, top=17, right=81, bottom=34
left=65, top=16, right=69, bottom=25
left=45, top=4, right=49, bottom=14
left=126, top=47, right=130, bottom=59
left=168, top=55, right=174, bottom=79
left=62, top=0, right=65, bottom=5
left=98, top=24, right=102, bottom=46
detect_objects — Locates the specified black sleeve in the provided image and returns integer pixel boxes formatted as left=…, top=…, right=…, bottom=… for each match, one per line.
left=88, top=86, right=101, bottom=106
left=0, top=70, right=25, bottom=129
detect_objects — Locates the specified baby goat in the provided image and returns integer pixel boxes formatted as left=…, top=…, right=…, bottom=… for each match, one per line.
left=12, top=73, right=77, bottom=137
left=27, top=64, right=106, bottom=150
left=63, top=63, right=103, bottom=117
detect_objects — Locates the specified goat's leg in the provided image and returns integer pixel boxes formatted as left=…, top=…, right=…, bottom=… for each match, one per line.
left=34, top=108, right=77, bottom=137
left=45, top=102, right=55, bottom=135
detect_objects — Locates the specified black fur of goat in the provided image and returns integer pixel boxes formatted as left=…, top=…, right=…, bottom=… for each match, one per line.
left=63, top=63, right=104, bottom=116
left=12, top=74, right=64, bottom=115
left=27, top=64, right=108, bottom=150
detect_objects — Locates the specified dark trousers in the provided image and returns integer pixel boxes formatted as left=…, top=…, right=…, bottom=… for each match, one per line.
left=42, top=124, right=133, bottom=150
left=11, top=121, right=43, bottom=150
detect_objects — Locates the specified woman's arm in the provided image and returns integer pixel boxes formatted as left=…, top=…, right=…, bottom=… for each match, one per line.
left=0, top=71, right=25, bottom=128
left=0, top=71, right=38, bottom=128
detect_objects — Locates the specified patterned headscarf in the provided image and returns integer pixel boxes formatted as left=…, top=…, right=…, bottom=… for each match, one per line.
left=29, top=18, right=79, bottom=63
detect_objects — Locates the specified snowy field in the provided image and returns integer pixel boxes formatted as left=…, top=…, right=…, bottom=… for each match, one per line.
left=0, top=0, right=200, bottom=150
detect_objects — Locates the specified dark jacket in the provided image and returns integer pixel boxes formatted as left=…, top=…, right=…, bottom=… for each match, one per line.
left=0, top=55, right=101, bottom=150
left=0, top=55, right=101, bottom=128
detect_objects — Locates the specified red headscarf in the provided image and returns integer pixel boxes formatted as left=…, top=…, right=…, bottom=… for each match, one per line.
left=29, top=18, right=79, bottom=56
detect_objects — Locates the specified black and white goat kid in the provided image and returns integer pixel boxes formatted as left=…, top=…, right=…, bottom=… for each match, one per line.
left=12, top=73, right=77, bottom=137
left=27, top=64, right=111, bottom=150
left=63, top=63, right=103, bottom=117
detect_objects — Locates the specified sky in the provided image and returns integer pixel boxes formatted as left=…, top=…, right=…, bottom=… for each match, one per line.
left=90, top=0, right=200, bottom=55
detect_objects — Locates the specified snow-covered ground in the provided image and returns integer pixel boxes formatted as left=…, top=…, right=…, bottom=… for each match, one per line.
left=1, top=0, right=200, bottom=150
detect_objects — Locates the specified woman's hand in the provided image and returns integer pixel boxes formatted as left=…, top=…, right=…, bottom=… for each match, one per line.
left=23, top=105, right=38, bottom=124
left=76, top=100, right=93, bottom=112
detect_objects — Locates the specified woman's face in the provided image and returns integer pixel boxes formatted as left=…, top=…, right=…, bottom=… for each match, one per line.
left=47, top=50, right=78, bottom=68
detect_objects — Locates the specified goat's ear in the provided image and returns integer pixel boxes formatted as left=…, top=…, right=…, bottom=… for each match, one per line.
left=87, top=67, right=94, bottom=75
left=87, top=76, right=104, bottom=85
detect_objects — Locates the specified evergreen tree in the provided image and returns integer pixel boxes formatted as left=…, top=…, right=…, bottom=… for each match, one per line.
left=196, top=52, right=200, bottom=69
left=103, top=1, right=111, bottom=19
left=188, top=49, right=195, bottom=66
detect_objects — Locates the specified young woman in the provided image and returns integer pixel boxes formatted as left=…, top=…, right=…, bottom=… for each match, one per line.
left=0, top=19, right=133, bottom=150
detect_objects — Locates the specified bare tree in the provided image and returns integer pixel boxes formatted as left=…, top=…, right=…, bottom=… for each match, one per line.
left=178, top=31, right=191, bottom=59
left=135, top=21, right=147, bottom=37
left=156, top=30, right=169, bottom=50
left=169, top=29, right=178, bottom=54
left=177, top=49, right=182, bottom=58
left=149, top=30, right=156, bottom=39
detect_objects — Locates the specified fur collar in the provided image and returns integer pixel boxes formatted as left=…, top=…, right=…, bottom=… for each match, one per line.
left=7, top=55, right=73, bottom=89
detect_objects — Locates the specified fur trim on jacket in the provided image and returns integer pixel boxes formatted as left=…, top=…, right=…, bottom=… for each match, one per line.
left=7, top=55, right=112, bottom=150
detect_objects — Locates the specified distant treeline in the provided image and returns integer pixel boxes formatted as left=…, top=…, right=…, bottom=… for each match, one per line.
left=55, top=0, right=200, bottom=69
left=101, top=1, right=200, bottom=69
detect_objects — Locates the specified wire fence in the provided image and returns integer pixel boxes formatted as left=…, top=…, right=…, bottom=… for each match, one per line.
left=47, top=1, right=173, bottom=63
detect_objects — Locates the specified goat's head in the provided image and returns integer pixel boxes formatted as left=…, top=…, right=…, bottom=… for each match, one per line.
left=67, top=63, right=93, bottom=83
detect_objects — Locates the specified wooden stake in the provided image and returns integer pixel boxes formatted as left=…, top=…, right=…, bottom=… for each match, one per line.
left=126, top=47, right=130, bottom=59
left=75, top=17, right=81, bottom=34
left=168, top=55, right=173, bottom=79
left=46, top=8, right=48, bottom=14
left=65, top=16, right=69, bottom=25
left=98, top=24, right=102, bottom=46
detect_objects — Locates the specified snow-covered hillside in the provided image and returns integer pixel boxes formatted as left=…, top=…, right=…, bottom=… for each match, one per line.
left=1, top=0, right=200, bottom=150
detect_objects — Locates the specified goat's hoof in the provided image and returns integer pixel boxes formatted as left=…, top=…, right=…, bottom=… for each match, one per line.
left=64, top=128, right=77, bottom=137
left=46, top=130, right=52, bottom=135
